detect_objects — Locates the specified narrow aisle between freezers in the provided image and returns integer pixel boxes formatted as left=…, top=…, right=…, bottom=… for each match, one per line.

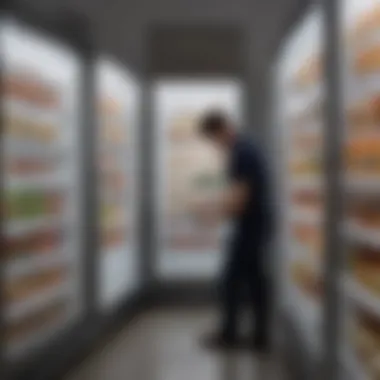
left=66, top=308, right=285, bottom=380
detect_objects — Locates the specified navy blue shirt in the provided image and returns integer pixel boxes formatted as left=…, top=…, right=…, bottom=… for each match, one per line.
left=228, top=136, right=273, bottom=240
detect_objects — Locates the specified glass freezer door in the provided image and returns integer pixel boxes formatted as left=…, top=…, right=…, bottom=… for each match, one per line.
left=0, top=18, right=83, bottom=360
left=154, top=80, right=242, bottom=281
left=276, top=4, right=325, bottom=367
left=340, top=1, right=380, bottom=378
left=96, top=59, right=139, bottom=310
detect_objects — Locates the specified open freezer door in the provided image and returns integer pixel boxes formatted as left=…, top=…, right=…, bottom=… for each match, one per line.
left=154, top=79, right=242, bottom=281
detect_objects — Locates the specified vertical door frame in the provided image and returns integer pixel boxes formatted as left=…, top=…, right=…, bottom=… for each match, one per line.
left=321, top=0, right=345, bottom=379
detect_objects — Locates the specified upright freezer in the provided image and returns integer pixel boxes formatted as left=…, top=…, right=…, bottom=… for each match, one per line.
left=95, top=58, right=140, bottom=310
left=275, top=4, right=326, bottom=372
left=276, top=2, right=380, bottom=378
left=0, top=16, right=83, bottom=360
left=340, top=1, right=380, bottom=378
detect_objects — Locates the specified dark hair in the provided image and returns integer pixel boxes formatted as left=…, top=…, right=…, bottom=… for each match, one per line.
left=199, top=111, right=229, bottom=136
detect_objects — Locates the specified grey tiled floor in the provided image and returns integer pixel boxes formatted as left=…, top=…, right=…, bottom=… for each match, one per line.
left=67, top=308, right=283, bottom=380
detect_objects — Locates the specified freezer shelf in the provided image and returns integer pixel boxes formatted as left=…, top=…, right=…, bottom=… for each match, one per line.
left=347, top=279, right=380, bottom=320
left=342, top=347, right=370, bottom=380
left=291, top=208, right=322, bottom=225
left=6, top=316, right=68, bottom=360
left=5, top=216, right=63, bottom=237
left=291, top=177, right=323, bottom=192
left=4, top=252, right=69, bottom=280
left=7, top=173, right=69, bottom=190
left=347, top=177, right=380, bottom=195
left=4, top=281, right=71, bottom=323
left=345, top=222, right=380, bottom=249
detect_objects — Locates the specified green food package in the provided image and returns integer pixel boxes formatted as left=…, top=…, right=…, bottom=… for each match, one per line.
left=5, top=190, right=46, bottom=220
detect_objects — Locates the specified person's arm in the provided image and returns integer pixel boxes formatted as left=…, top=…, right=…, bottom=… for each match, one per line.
left=222, top=180, right=250, bottom=217
left=196, top=147, right=253, bottom=218
left=223, top=144, right=255, bottom=217
left=191, top=182, right=248, bottom=221
left=192, top=143, right=262, bottom=221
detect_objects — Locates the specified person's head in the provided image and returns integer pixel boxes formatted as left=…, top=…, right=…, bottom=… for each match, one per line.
left=199, top=111, right=236, bottom=149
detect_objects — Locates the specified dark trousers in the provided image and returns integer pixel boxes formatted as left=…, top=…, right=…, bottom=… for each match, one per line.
left=219, top=234, right=270, bottom=342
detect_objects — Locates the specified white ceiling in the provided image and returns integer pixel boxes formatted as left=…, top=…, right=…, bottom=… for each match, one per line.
left=19, top=0, right=308, bottom=74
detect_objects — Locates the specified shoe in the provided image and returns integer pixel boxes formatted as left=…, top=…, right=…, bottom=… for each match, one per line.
left=252, top=336, right=270, bottom=353
left=201, top=333, right=237, bottom=351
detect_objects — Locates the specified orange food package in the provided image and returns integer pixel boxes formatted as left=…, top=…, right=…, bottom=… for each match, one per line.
left=353, top=247, right=380, bottom=296
left=4, top=267, right=67, bottom=303
left=351, top=3, right=380, bottom=45
left=4, top=72, right=60, bottom=109
left=291, top=261, right=321, bottom=299
left=346, top=137, right=380, bottom=159
left=356, top=45, right=380, bottom=74
left=99, top=97, right=122, bottom=116
left=294, top=56, right=321, bottom=88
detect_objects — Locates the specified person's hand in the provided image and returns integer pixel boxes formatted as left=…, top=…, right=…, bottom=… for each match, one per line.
left=191, top=197, right=221, bottom=223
